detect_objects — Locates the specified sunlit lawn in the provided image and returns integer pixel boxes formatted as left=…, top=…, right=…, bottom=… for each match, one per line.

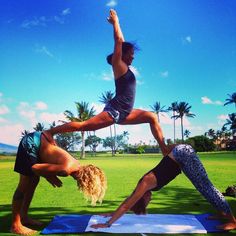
left=0, top=152, right=235, bottom=236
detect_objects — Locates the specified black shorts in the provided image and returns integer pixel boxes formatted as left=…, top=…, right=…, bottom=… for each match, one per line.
left=14, top=132, right=41, bottom=176
left=148, top=156, right=181, bottom=191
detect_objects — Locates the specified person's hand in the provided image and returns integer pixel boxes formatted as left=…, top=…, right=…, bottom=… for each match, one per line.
left=46, top=176, right=63, bottom=187
left=107, top=9, right=119, bottom=24
left=90, top=223, right=110, bottom=229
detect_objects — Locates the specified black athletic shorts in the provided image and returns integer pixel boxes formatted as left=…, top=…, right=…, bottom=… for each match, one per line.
left=14, top=132, right=41, bottom=176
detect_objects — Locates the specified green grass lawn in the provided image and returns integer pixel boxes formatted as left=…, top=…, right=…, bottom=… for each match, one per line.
left=0, top=152, right=236, bottom=236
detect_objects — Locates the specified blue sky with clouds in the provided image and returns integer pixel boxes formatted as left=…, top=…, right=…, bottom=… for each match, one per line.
left=1, top=0, right=236, bottom=146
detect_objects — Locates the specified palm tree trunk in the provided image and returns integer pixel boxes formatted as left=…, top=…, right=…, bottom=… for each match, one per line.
left=113, top=124, right=117, bottom=155
left=109, top=126, right=115, bottom=156
left=181, top=117, right=184, bottom=142
left=80, top=131, right=85, bottom=159
left=173, top=111, right=176, bottom=143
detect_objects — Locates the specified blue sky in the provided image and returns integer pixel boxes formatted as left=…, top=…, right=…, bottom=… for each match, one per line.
left=0, top=0, right=236, bottom=146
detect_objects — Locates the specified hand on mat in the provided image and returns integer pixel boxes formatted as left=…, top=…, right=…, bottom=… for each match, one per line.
left=46, top=176, right=62, bottom=187
left=90, top=223, right=110, bottom=229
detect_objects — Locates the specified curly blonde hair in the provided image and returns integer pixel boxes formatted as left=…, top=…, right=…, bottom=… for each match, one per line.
left=73, top=164, right=107, bottom=206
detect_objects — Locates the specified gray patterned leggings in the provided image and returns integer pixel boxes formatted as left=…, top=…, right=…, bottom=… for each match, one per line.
left=172, top=144, right=231, bottom=214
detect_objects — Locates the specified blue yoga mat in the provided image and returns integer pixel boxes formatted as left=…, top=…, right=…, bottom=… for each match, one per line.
left=42, top=213, right=226, bottom=234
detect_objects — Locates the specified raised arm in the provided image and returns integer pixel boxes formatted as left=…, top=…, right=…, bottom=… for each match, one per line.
left=107, top=9, right=127, bottom=78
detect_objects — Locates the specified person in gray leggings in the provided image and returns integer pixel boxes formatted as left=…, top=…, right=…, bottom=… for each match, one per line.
left=91, top=144, right=236, bottom=231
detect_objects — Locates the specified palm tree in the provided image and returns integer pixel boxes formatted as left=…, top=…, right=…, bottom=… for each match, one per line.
left=223, top=113, right=236, bottom=136
left=168, top=102, right=178, bottom=143
left=224, top=92, right=236, bottom=109
left=99, top=91, right=116, bottom=155
left=64, top=101, right=96, bottom=159
left=173, top=102, right=196, bottom=142
left=184, top=129, right=191, bottom=139
left=33, top=122, right=45, bottom=131
left=205, top=128, right=216, bottom=140
left=150, top=101, right=168, bottom=123
left=99, top=91, right=115, bottom=104
left=21, top=130, right=30, bottom=137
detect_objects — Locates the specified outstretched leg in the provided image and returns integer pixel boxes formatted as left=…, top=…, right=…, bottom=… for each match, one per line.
left=172, top=144, right=236, bottom=231
left=46, top=111, right=114, bottom=136
left=11, top=175, right=39, bottom=235
left=121, top=109, right=168, bottom=155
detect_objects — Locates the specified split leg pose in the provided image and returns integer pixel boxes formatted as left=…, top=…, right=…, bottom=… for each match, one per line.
left=43, top=9, right=169, bottom=156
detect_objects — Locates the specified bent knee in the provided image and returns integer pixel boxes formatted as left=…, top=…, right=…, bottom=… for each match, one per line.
left=145, top=111, right=157, bottom=123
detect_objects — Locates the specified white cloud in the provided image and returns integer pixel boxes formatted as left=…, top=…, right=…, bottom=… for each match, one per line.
left=106, top=0, right=117, bottom=7
left=21, top=9, right=70, bottom=29
left=185, top=36, right=191, bottom=43
left=215, top=100, right=223, bottom=105
left=0, top=105, right=10, bottom=115
left=0, top=123, right=25, bottom=145
left=129, top=66, right=140, bottom=78
left=21, top=17, right=47, bottom=28
left=54, top=16, right=65, bottom=24
left=91, top=102, right=105, bottom=113
left=160, top=71, right=169, bottom=78
left=0, top=117, right=8, bottom=123
left=101, top=71, right=113, bottom=81
left=217, top=115, right=228, bottom=127
left=201, top=96, right=223, bottom=105
left=217, top=114, right=228, bottom=121
left=34, top=101, right=48, bottom=110
left=17, top=102, right=37, bottom=126
left=39, top=112, right=67, bottom=124
left=35, top=45, right=54, bottom=58
left=62, top=8, right=71, bottom=16
left=201, top=96, right=212, bottom=104
left=182, top=36, right=192, bottom=44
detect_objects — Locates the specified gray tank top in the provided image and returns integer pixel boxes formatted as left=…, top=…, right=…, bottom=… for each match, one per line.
left=110, top=68, right=136, bottom=117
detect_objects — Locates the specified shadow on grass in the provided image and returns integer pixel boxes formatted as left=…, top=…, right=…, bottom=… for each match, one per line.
left=1, top=186, right=235, bottom=235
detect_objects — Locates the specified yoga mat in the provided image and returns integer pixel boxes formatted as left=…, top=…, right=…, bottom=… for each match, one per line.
left=42, top=213, right=225, bottom=234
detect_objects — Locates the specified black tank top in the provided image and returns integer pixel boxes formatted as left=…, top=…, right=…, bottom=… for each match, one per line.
left=110, top=68, right=136, bottom=117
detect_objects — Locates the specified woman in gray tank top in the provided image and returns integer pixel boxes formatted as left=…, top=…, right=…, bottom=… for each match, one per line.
left=44, top=9, right=169, bottom=156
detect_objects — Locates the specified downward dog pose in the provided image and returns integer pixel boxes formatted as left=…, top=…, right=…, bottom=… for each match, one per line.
left=43, top=9, right=169, bottom=156
left=91, top=144, right=236, bottom=231
left=11, top=131, right=107, bottom=235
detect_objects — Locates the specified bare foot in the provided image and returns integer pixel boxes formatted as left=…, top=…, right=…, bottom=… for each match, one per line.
left=10, top=225, right=37, bottom=235
left=22, top=218, right=43, bottom=226
left=217, top=222, right=236, bottom=231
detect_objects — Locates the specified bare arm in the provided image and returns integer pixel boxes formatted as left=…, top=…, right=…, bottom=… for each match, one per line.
left=107, top=9, right=127, bottom=78
left=91, top=173, right=157, bottom=228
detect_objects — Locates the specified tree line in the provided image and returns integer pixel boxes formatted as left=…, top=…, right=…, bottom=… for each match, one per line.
left=22, top=92, right=236, bottom=157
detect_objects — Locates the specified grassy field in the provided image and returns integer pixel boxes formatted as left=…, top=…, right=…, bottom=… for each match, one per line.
left=0, top=152, right=236, bottom=236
